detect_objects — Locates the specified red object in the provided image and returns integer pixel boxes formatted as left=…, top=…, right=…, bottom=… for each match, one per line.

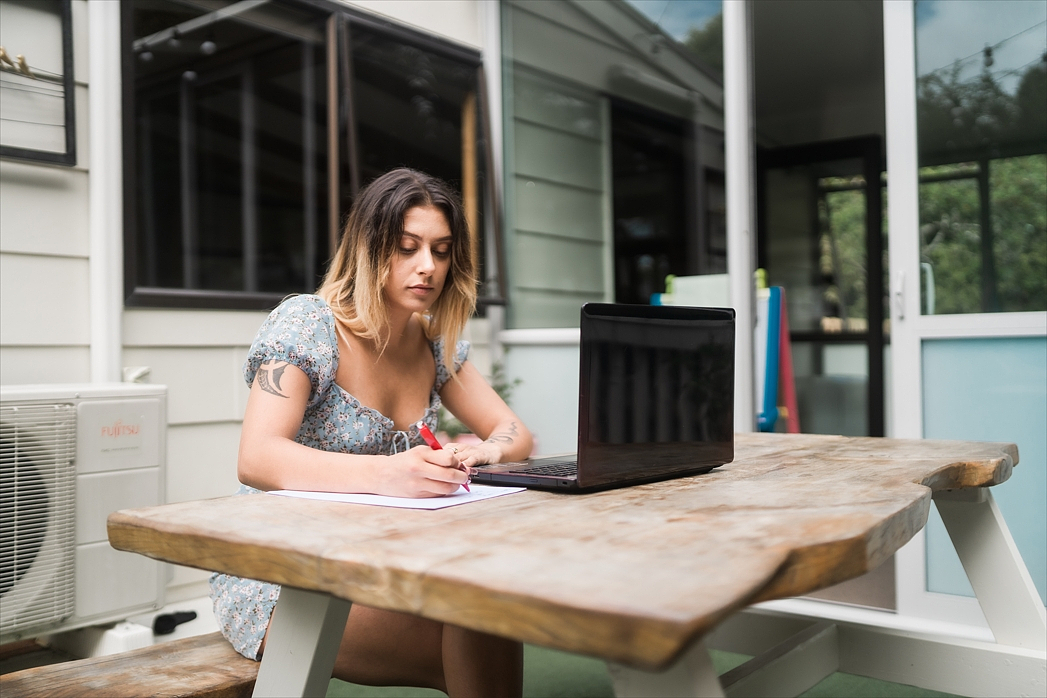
left=777, top=289, right=800, bottom=433
left=418, top=422, right=442, bottom=449
left=417, top=422, right=470, bottom=492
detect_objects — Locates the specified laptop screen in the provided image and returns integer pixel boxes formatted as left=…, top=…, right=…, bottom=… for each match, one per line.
left=577, top=303, right=735, bottom=487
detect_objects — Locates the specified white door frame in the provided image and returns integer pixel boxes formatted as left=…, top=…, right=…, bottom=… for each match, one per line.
left=883, top=0, right=1047, bottom=629
left=724, top=0, right=756, bottom=434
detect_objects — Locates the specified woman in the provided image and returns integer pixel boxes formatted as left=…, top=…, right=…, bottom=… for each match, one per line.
left=210, top=168, right=532, bottom=697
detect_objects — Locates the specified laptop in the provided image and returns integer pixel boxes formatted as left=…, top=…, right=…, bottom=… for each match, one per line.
left=472, top=302, right=735, bottom=492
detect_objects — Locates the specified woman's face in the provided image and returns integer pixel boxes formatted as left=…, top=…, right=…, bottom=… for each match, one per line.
left=384, top=204, right=453, bottom=316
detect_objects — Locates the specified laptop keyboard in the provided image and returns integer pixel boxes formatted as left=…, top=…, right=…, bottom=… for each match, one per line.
left=507, top=458, right=578, bottom=477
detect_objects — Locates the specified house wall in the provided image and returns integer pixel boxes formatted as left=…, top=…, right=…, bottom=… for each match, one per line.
left=1, top=0, right=91, bottom=386
left=345, top=0, right=482, bottom=49
left=504, top=66, right=613, bottom=329
left=0, top=0, right=491, bottom=604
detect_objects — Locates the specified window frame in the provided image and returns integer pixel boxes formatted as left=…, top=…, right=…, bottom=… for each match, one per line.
left=121, top=0, right=504, bottom=311
left=0, top=0, right=77, bottom=167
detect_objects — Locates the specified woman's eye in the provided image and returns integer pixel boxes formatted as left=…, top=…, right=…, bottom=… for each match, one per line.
left=399, top=246, right=416, bottom=255
left=434, top=246, right=451, bottom=258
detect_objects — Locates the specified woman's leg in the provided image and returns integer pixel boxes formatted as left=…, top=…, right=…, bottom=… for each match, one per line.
left=331, top=605, right=447, bottom=691
left=279, top=604, right=523, bottom=697
left=442, top=622, right=523, bottom=698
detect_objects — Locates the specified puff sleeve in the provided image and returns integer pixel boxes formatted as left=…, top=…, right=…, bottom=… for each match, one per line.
left=243, top=295, right=337, bottom=410
left=433, top=337, right=470, bottom=392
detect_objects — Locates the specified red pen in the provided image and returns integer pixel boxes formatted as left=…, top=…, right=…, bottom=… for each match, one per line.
left=418, top=422, right=470, bottom=492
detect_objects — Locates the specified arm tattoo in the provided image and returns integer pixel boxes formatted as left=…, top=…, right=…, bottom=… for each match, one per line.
left=271, top=364, right=286, bottom=391
left=486, top=420, right=518, bottom=445
left=257, top=361, right=289, bottom=398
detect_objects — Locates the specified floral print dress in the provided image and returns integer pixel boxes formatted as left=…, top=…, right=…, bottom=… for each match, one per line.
left=208, top=294, right=469, bottom=660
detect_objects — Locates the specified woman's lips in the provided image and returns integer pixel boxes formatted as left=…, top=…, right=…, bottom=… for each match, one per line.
left=409, top=285, right=434, bottom=295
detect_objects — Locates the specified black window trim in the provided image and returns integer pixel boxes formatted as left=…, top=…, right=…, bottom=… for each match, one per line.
left=122, top=0, right=504, bottom=312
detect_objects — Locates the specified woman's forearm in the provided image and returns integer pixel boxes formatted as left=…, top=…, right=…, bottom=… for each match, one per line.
left=238, top=434, right=383, bottom=492
left=479, top=418, right=533, bottom=463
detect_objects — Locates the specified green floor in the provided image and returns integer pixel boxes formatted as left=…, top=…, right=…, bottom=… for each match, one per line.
left=326, top=645, right=960, bottom=697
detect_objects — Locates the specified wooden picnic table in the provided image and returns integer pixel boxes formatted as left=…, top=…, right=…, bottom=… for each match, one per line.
left=107, top=432, right=1043, bottom=697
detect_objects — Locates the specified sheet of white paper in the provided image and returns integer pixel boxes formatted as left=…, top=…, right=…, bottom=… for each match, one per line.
left=268, top=484, right=525, bottom=510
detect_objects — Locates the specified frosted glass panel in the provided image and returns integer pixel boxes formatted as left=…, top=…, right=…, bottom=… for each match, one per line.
left=922, top=337, right=1047, bottom=603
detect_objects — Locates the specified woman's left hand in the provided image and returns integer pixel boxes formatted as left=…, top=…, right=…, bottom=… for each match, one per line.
left=439, top=360, right=534, bottom=465
left=447, top=440, right=502, bottom=470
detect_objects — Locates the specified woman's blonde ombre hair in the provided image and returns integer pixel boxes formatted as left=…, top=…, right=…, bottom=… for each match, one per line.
left=317, top=168, right=477, bottom=372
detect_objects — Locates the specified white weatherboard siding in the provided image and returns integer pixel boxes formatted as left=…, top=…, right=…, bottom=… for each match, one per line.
left=0, top=347, right=91, bottom=385
left=121, top=307, right=266, bottom=531
left=344, top=0, right=482, bottom=49
left=0, top=253, right=91, bottom=346
left=0, top=160, right=90, bottom=257
left=0, top=0, right=91, bottom=386
left=504, top=0, right=670, bottom=330
left=164, top=422, right=245, bottom=599
left=504, top=66, right=611, bottom=329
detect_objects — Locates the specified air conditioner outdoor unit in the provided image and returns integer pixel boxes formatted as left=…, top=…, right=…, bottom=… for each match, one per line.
left=1, top=383, right=167, bottom=643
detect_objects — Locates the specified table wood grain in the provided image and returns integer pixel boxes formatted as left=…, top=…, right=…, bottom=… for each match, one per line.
left=107, top=433, right=1016, bottom=670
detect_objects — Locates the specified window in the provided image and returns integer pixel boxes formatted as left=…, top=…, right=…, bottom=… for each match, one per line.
left=499, top=0, right=726, bottom=328
left=914, top=0, right=1047, bottom=315
left=0, top=0, right=76, bottom=166
left=123, top=0, right=497, bottom=310
left=758, top=138, right=887, bottom=437
left=611, top=100, right=725, bottom=305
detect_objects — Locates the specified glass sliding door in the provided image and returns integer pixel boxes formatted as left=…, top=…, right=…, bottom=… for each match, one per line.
left=758, top=138, right=886, bottom=437
left=886, top=0, right=1046, bottom=626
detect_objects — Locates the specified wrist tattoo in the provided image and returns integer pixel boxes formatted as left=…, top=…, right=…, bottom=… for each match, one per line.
left=258, top=361, right=289, bottom=398
left=486, top=420, right=518, bottom=445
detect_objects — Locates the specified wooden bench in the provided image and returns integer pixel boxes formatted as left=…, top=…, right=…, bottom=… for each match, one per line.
left=0, top=631, right=258, bottom=698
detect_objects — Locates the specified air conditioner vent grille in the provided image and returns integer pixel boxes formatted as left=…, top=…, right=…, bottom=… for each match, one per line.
left=0, top=404, right=77, bottom=634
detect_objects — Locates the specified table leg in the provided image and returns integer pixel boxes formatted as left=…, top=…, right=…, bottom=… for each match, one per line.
left=933, top=488, right=1046, bottom=651
left=607, top=640, right=725, bottom=698
left=252, top=587, right=353, bottom=698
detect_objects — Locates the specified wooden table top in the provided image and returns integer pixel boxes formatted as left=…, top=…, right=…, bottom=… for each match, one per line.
left=108, top=433, right=1016, bottom=670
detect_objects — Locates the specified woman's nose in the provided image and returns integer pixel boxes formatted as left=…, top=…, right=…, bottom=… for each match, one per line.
left=416, top=246, right=436, bottom=274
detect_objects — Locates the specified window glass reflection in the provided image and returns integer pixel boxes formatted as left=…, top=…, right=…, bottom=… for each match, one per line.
left=625, top=0, right=723, bottom=80
left=350, top=27, right=477, bottom=186
left=349, top=26, right=484, bottom=293
left=132, top=0, right=329, bottom=295
left=915, top=0, right=1047, bottom=314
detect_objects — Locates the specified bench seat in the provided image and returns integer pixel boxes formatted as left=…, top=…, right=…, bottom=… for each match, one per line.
left=0, top=631, right=257, bottom=698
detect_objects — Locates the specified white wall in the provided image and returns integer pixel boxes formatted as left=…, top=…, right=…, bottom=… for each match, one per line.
left=499, top=329, right=580, bottom=456
left=504, top=67, right=612, bottom=328
left=0, top=0, right=91, bottom=386
left=344, top=0, right=482, bottom=49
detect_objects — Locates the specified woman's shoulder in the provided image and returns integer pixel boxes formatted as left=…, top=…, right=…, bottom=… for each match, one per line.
left=258, top=295, right=335, bottom=336
left=245, top=295, right=338, bottom=399
left=272, top=293, right=332, bottom=319
left=428, top=330, right=469, bottom=357
left=431, top=332, right=471, bottom=391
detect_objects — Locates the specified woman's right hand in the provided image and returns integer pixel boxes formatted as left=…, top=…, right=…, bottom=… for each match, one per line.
left=377, top=445, right=469, bottom=498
